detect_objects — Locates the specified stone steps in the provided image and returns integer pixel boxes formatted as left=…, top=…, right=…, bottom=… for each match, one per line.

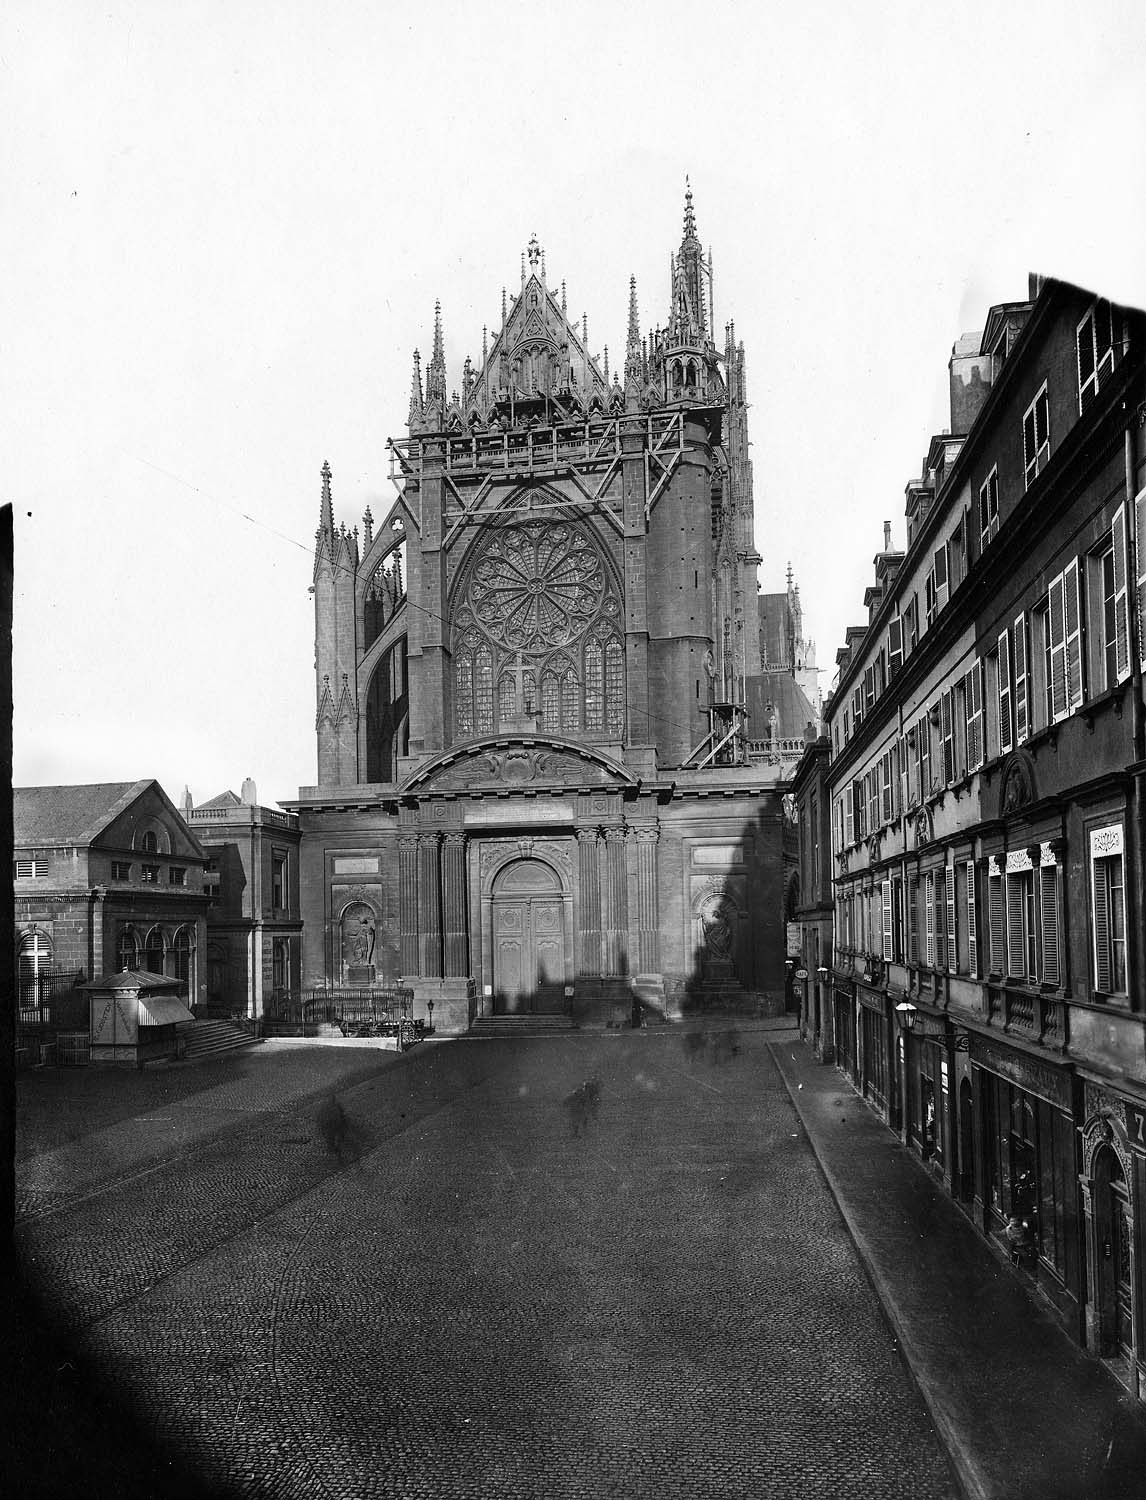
left=470, top=1013, right=576, bottom=1036
left=180, top=1017, right=262, bottom=1061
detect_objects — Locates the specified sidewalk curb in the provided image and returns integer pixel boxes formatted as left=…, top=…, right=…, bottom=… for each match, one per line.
left=770, top=1043, right=988, bottom=1500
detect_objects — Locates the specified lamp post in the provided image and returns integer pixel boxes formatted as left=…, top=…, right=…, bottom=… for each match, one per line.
left=427, top=998, right=435, bottom=1035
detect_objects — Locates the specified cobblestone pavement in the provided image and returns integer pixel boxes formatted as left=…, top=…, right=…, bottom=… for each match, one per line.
left=16, top=1029, right=960, bottom=1499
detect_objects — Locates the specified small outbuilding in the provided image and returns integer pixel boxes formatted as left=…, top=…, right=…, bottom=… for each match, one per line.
left=81, top=969, right=195, bottom=1067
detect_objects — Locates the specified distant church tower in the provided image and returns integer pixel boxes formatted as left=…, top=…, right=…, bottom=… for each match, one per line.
left=298, top=185, right=817, bottom=1027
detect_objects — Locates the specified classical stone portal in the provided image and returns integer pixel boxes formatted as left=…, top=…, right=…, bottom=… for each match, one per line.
left=288, top=190, right=816, bottom=1029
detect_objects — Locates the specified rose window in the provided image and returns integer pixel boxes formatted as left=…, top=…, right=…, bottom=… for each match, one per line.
left=467, top=520, right=605, bottom=652
left=453, top=519, right=624, bottom=742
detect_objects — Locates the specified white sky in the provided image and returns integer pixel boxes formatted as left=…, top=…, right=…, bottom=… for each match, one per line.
left=7, top=0, right=1146, bottom=809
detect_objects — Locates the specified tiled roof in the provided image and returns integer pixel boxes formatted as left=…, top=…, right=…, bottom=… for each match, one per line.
left=197, top=790, right=242, bottom=808
left=14, top=781, right=153, bottom=846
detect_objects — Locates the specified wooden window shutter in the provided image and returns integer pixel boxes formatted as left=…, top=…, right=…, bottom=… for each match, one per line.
left=1113, top=504, right=1131, bottom=683
left=967, top=660, right=983, bottom=770
left=934, top=543, right=949, bottom=608
left=1136, top=486, right=1146, bottom=673
left=1006, top=874, right=1025, bottom=977
left=1039, top=865, right=1060, bottom=989
left=1013, top=613, right=1029, bottom=744
left=1023, top=404, right=1038, bottom=486
left=1047, top=570, right=1068, bottom=720
left=888, top=616, right=903, bottom=674
left=844, top=790, right=854, bottom=847
left=966, top=860, right=978, bottom=978
left=1093, top=856, right=1112, bottom=993
left=988, top=870, right=1004, bottom=973
left=925, top=873, right=935, bottom=968
left=1077, top=312, right=1096, bottom=412
left=942, top=689, right=956, bottom=784
left=882, top=880, right=893, bottom=961
left=946, top=863, right=957, bottom=972
left=1064, top=558, right=1083, bottom=709
left=998, top=629, right=1013, bottom=754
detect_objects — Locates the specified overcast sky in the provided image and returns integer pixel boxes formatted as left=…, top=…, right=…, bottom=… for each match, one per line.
left=7, top=0, right=1146, bottom=809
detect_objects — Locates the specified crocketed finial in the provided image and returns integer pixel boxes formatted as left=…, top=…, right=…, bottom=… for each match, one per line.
left=683, top=175, right=697, bottom=239
left=320, top=459, right=334, bottom=533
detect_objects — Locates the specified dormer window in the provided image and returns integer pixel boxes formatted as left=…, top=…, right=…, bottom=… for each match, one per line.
left=1077, top=300, right=1115, bottom=413
left=1023, top=383, right=1050, bottom=489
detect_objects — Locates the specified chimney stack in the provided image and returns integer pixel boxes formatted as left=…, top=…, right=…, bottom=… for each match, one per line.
left=883, top=521, right=892, bottom=552
left=241, top=777, right=257, bottom=806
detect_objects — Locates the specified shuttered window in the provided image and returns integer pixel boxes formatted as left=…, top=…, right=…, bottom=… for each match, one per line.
left=918, top=713, right=932, bottom=800
left=1023, top=383, right=1050, bottom=489
left=988, top=868, right=1005, bottom=973
left=998, top=629, right=1013, bottom=754
left=1077, top=300, right=1115, bottom=413
left=844, top=789, right=854, bottom=847
left=1006, top=870, right=1032, bottom=979
left=966, top=661, right=983, bottom=770
left=882, top=880, right=893, bottom=961
left=1013, top=613, right=1029, bottom=744
left=1039, top=864, right=1061, bottom=989
left=888, top=616, right=903, bottom=675
left=1047, top=571, right=1067, bottom=721
left=1091, top=827, right=1127, bottom=995
left=907, top=873, right=919, bottom=964
left=945, top=863, right=957, bottom=972
left=1113, top=504, right=1131, bottom=683
left=966, top=860, right=978, bottom=978
left=979, top=467, right=1000, bottom=546
left=925, top=873, right=936, bottom=969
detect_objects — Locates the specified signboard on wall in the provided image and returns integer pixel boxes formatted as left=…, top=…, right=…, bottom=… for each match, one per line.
left=786, top=922, right=801, bottom=957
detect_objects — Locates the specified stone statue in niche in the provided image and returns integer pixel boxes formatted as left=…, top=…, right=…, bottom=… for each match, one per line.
left=700, top=896, right=737, bottom=980
left=342, top=902, right=377, bottom=984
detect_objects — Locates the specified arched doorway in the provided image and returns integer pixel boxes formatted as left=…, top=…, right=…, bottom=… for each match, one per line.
left=1093, top=1144, right=1134, bottom=1360
left=490, top=859, right=566, bottom=1014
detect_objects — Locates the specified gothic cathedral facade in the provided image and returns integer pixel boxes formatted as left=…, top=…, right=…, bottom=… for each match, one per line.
left=291, top=188, right=807, bottom=1029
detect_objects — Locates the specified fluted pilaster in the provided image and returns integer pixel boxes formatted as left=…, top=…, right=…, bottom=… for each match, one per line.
left=603, top=825, right=628, bottom=975
left=577, top=828, right=602, bottom=978
left=633, top=826, right=660, bottom=973
left=398, top=835, right=420, bottom=976
left=418, top=832, right=442, bottom=977
left=442, top=831, right=469, bottom=978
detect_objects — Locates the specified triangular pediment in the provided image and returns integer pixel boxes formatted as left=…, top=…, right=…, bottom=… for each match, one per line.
left=401, top=735, right=635, bottom=796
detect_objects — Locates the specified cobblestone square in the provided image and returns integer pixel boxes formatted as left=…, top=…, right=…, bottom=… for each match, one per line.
left=16, top=1031, right=960, bottom=1498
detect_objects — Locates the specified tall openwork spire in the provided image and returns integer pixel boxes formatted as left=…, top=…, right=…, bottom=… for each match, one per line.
left=624, top=274, right=643, bottom=404
left=319, top=459, right=334, bottom=534
left=668, top=178, right=708, bottom=347
left=426, top=302, right=447, bottom=403
left=408, top=348, right=424, bottom=426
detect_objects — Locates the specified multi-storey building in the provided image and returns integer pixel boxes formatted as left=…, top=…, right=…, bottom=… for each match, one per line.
left=14, top=780, right=210, bottom=1017
left=185, top=780, right=302, bottom=1019
left=822, top=276, right=1146, bottom=1397
left=286, top=187, right=818, bottom=1029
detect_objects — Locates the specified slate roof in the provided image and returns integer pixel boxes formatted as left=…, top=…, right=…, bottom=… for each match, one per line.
left=746, top=672, right=820, bottom=741
left=197, top=790, right=242, bottom=809
left=78, top=968, right=184, bottom=992
left=14, top=781, right=154, bottom=846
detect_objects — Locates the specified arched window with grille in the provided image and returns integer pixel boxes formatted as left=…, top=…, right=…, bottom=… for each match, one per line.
left=172, top=927, right=193, bottom=994
left=117, top=927, right=139, bottom=972
left=18, top=930, right=52, bottom=1016
left=144, top=928, right=165, bottom=975
left=141, top=830, right=158, bottom=853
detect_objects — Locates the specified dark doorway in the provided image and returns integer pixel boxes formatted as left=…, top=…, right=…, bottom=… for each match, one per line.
left=491, top=859, right=566, bottom=1014
left=959, top=1077, right=975, bottom=1202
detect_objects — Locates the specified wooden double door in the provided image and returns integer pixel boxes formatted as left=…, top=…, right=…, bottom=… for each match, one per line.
left=491, top=859, right=566, bottom=1013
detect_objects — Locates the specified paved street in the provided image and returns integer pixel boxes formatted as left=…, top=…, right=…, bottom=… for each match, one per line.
left=15, top=1029, right=959, bottom=1499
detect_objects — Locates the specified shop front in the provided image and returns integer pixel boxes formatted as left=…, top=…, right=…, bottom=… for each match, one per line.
left=1079, top=1088, right=1146, bottom=1397
left=970, top=1035, right=1081, bottom=1333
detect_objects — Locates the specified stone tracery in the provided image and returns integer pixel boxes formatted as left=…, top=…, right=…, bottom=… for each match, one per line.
left=453, top=517, right=624, bottom=741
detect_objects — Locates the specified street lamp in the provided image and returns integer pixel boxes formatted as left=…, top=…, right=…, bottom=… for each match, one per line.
left=427, top=998, right=435, bottom=1034
left=895, top=1001, right=919, bottom=1030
